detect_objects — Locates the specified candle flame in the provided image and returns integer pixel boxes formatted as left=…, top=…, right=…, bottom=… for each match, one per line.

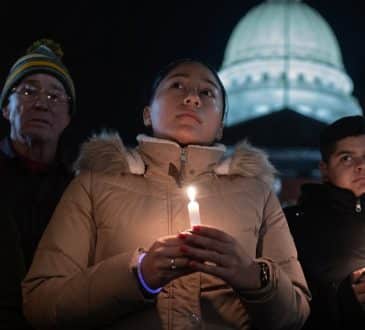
left=187, top=186, right=197, bottom=201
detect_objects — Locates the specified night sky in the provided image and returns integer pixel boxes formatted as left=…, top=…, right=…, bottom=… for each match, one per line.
left=0, top=0, right=364, bottom=157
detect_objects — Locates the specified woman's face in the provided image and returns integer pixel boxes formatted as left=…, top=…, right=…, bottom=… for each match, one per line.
left=144, top=62, right=224, bottom=145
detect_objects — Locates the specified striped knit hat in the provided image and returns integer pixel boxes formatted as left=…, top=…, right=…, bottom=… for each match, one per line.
left=0, top=39, right=76, bottom=115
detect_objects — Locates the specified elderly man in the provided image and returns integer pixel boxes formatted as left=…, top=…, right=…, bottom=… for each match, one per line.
left=0, top=39, right=76, bottom=329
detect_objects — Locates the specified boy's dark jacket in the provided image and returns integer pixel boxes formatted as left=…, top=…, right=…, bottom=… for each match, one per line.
left=285, top=182, right=365, bottom=330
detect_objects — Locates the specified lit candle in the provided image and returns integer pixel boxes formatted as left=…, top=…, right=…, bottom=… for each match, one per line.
left=187, top=186, right=201, bottom=227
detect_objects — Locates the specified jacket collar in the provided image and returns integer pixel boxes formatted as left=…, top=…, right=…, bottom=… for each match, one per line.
left=0, top=136, right=71, bottom=175
left=74, top=131, right=276, bottom=186
left=299, top=183, right=365, bottom=215
left=136, top=134, right=226, bottom=185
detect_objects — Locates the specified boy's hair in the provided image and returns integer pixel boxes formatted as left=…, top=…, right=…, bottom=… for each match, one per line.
left=320, top=115, right=365, bottom=162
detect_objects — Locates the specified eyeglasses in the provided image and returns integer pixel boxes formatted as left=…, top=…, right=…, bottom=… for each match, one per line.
left=12, top=84, right=70, bottom=106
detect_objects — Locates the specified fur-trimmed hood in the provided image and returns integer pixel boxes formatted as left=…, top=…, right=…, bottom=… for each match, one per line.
left=74, top=132, right=276, bottom=186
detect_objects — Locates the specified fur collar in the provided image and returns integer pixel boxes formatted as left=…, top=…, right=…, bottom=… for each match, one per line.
left=74, top=132, right=276, bottom=186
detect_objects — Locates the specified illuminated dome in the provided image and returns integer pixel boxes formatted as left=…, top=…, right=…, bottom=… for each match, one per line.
left=220, top=0, right=362, bottom=125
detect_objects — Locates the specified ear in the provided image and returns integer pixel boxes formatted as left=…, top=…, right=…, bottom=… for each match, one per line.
left=143, top=107, right=152, bottom=127
left=2, top=106, right=9, bottom=121
left=215, top=122, right=224, bottom=141
left=319, top=160, right=328, bottom=182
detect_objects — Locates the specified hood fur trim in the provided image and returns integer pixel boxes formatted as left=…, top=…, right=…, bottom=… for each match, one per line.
left=74, top=133, right=276, bottom=185
left=73, top=131, right=144, bottom=175
left=214, top=140, right=276, bottom=186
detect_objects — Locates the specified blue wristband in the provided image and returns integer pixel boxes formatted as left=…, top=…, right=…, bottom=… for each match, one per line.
left=137, top=252, right=162, bottom=295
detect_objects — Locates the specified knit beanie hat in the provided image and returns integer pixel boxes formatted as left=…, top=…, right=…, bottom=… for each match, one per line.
left=320, top=115, right=365, bottom=161
left=0, top=38, right=76, bottom=115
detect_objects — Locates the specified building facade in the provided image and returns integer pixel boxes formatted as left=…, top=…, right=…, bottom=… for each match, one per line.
left=219, top=0, right=363, bottom=204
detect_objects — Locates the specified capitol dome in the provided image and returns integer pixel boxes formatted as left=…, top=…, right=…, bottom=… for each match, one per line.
left=219, top=0, right=362, bottom=125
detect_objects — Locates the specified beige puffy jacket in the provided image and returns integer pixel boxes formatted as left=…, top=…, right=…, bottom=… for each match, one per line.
left=23, top=134, right=310, bottom=330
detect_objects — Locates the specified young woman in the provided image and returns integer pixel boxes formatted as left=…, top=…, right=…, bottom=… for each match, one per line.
left=23, top=59, right=310, bottom=329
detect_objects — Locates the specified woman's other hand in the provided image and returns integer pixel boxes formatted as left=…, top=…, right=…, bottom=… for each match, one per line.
left=179, top=225, right=261, bottom=290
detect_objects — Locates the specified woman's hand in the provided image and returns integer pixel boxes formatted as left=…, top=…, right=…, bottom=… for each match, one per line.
left=179, top=225, right=261, bottom=290
left=141, top=235, right=195, bottom=289
left=351, top=267, right=365, bottom=304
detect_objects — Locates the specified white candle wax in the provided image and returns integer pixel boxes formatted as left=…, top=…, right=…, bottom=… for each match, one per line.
left=187, top=186, right=201, bottom=227
left=188, top=200, right=200, bottom=227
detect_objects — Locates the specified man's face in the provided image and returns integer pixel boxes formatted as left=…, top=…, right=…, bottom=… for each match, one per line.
left=2, top=73, right=71, bottom=145
left=320, top=135, right=365, bottom=197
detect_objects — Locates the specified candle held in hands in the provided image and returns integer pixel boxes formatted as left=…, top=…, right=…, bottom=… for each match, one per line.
left=187, top=186, right=201, bottom=227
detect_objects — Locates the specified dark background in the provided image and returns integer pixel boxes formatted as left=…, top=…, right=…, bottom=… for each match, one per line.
left=0, top=0, right=364, bottom=156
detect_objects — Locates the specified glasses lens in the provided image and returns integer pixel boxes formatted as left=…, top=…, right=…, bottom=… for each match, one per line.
left=15, top=84, right=69, bottom=105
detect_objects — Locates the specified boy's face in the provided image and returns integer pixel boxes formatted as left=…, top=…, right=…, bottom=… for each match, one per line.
left=320, top=135, right=365, bottom=197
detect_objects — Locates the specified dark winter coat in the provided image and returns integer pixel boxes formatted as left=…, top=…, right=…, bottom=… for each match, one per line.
left=0, top=137, right=73, bottom=329
left=285, top=183, right=365, bottom=330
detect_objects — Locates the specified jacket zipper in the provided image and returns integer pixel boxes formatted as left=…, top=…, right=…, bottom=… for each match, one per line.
left=355, top=198, right=362, bottom=213
left=166, top=148, right=187, bottom=329
left=179, top=148, right=187, bottom=186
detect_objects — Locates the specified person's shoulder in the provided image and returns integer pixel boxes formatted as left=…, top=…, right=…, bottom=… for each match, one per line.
left=284, top=204, right=302, bottom=220
left=73, top=131, right=144, bottom=177
left=0, top=137, right=13, bottom=161
left=0, top=150, right=7, bottom=164
left=216, top=140, right=276, bottom=187
left=0, top=146, right=14, bottom=171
